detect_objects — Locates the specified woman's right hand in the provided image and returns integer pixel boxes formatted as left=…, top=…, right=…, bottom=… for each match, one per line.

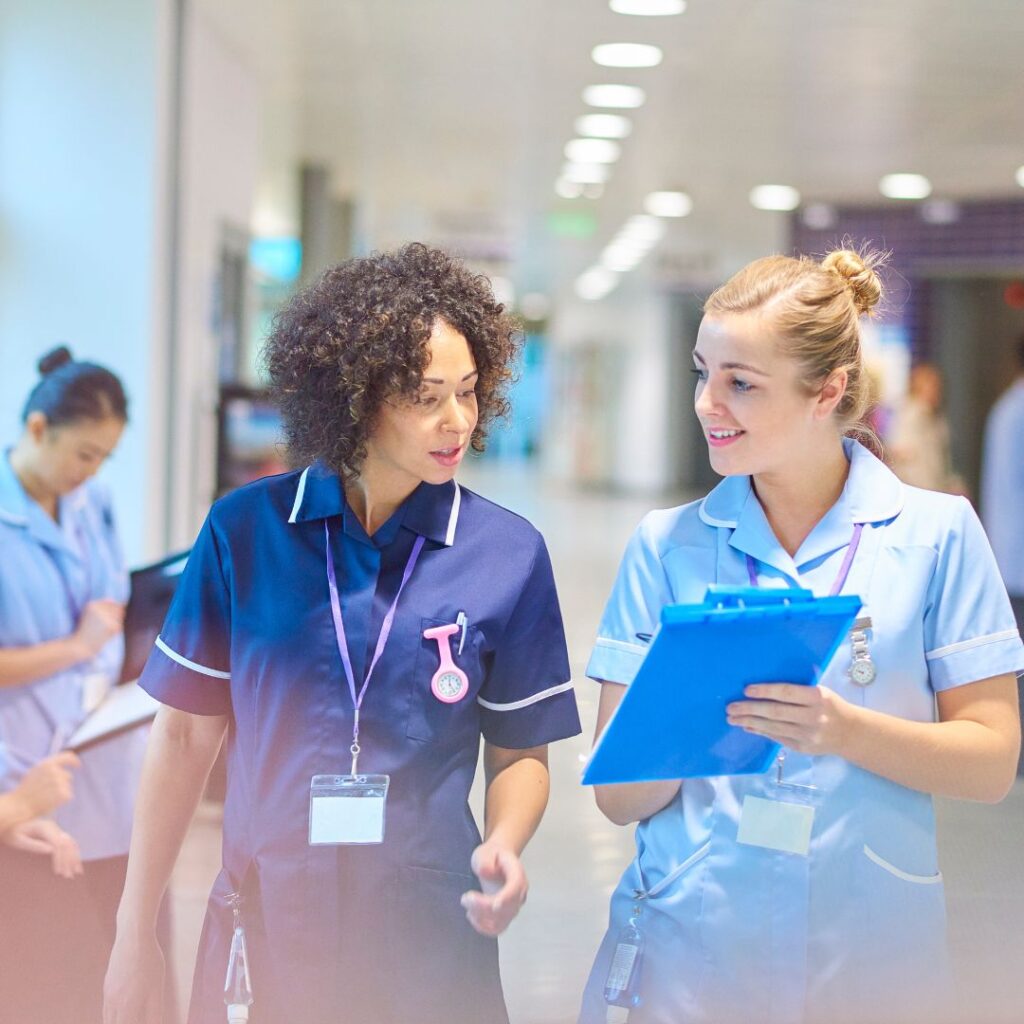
left=74, top=598, right=125, bottom=658
left=104, top=930, right=165, bottom=1024
left=15, top=751, right=79, bottom=817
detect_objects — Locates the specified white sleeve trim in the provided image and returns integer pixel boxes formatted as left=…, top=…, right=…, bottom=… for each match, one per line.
left=593, top=636, right=648, bottom=655
left=155, top=636, right=231, bottom=679
left=925, top=629, right=1020, bottom=661
left=287, top=467, right=310, bottom=523
left=477, top=680, right=574, bottom=712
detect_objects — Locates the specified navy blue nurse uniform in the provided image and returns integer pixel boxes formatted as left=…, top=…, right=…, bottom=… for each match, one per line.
left=139, top=462, right=581, bottom=1024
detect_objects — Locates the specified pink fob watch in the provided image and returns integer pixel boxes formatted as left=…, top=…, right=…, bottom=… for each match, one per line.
left=423, top=623, right=469, bottom=703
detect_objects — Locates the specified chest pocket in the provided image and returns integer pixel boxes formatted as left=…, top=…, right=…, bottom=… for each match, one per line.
left=407, top=616, right=486, bottom=741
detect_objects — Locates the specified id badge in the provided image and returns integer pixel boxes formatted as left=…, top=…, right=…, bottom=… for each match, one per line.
left=308, top=774, right=389, bottom=846
left=736, top=795, right=815, bottom=856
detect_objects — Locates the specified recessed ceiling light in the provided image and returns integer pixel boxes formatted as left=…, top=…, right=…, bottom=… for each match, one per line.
left=562, top=162, right=612, bottom=184
left=920, top=199, right=960, bottom=225
left=565, top=138, right=621, bottom=164
left=576, top=266, right=620, bottom=301
left=1015, top=165, right=1024, bottom=188
left=575, top=114, right=633, bottom=139
left=591, top=43, right=663, bottom=68
left=621, top=213, right=667, bottom=242
left=555, top=178, right=584, bottom=199
left=749, top=184, right=801, bottom=211
left=801, top=203, right=837, bottom=230
left=610, top=0, right=686, bottom=14
left=644, top=191, right=692, bottom=217
left=583, top=84, right=646, bottom=109
left=879, top=173, right=932, bottom=200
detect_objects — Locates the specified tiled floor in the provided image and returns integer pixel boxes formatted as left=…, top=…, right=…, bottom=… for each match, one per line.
left=169, top=463, right=1024, bottom=1023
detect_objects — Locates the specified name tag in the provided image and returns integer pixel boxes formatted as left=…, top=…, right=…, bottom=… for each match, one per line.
left=309, top=774, right=389, bottom=846
left=736, top=795, right=815, bottom=856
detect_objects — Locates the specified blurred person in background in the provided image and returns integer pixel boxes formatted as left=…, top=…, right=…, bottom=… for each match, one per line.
left=886, top=361, right=967, bottom=494
left=981, top=332, right=1024, bottom=770
left=105, top=244, right=580, bottom=1024
left=0, top=347, right=145, bottom=1022
left=580, top=250, right=1022, bottom=1024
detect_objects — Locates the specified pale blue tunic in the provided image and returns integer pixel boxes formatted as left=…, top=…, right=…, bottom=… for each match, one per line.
left=0, top=450, right=142, bottom=860
left=580, top=439, right=1024, bottom=1024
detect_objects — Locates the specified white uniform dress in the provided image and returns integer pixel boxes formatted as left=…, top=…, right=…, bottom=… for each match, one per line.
left=579, top=439, right=1024, bottom=1024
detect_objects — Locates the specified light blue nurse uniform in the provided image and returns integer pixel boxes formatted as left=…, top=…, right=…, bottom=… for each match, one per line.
left=579, top=438, right=1024, bottom=1024
left=0, top=450, right=141, bottom=861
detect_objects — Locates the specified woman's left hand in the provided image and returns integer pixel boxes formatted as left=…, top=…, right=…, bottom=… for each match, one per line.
left=461, top=840, right=529, bottom=937
left=3, top=818, right=84, bottom=878
left=727, top=683, right=855, bottom=756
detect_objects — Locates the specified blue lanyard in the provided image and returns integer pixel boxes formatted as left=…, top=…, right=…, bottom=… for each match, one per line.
left=324, top=521, right=425, bottom=774
left=746, top=523, right=864, bottom=595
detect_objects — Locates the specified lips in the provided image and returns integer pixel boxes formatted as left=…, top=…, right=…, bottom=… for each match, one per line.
left=706, top=428, right=745, bottom=448
left=429, top=444, right=464, bottom=468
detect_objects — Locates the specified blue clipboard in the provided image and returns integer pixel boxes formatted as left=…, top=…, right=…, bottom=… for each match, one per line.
left=582, top=587, right=861, bottom=784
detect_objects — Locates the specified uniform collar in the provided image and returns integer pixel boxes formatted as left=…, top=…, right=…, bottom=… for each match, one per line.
left=0, top=448, right=85, bottom=554
left=698, top=438, right=904, bottom=577
left=287, top=462, right=462, bottom=547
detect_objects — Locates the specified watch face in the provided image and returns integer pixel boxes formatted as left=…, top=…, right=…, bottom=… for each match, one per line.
left=435, top=671, right=465, bottom=700
left=850, top=659, right=877, bottom=686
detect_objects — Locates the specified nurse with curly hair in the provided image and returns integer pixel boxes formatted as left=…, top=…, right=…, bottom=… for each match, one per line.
left=105, top=243, right=581, bottom=1024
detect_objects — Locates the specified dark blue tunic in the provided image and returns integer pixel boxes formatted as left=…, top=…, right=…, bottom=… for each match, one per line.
left=141, top=463, right=581, bottom=1024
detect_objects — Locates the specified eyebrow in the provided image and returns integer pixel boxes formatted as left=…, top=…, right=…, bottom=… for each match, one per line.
left=421, top=370, right=479, bottom=385
left=692, top=351, right=770, bottom=376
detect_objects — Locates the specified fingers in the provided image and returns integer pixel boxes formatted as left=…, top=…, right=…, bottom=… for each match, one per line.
left=742, top=683, right=818, bottom=705
left=727, top=700, right=815, bottom=728
left=44, top=751, right=81, bottom=773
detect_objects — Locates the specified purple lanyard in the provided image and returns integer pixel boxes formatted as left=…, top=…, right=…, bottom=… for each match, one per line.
left=324, top=521, right=425, bottom=774
left=44, top=520, right=93, bottom=622
left=746, top=522, right=864, bottom=596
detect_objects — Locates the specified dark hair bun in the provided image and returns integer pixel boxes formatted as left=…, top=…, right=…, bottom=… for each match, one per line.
left=38, top=346, right=74, bottom=376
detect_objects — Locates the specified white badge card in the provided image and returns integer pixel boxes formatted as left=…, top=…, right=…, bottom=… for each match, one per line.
left=736, top=795, right=815, bottom=856
left=309, top=774, right=389, bottom=846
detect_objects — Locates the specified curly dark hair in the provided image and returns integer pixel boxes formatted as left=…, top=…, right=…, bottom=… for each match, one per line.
left=264, top=243, right=521, bottom=476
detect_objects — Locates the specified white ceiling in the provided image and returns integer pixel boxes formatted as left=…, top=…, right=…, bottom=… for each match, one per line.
left=198, top=0, right=1024, bottom=296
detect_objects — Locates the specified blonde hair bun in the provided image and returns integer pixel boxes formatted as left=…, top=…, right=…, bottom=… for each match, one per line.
left=821, top=249, right=883, bottom=317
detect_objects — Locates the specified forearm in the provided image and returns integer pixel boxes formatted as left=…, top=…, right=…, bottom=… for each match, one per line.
left=0, top=637, right=88, bottom=688
left=839, top=703, right=1019, bottom=803
left=0, top=792, right=33, bottom=835
left=594, top=778, right=682, bottom=826
left=116, top=707, right=227, bottom=933
left=483, top=747, right=550, bottom=855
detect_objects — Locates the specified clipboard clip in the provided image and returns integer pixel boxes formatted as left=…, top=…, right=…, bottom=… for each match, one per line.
left=704, top=586, right=815, bottom=608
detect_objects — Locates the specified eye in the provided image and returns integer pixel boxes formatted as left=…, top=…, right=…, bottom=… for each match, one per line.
left=690, top=367, right=707, bottom=382
left=415, top=394, right=438, bottom=407
left=458, top=388, right=477, bottom=400
left=731, top=378, right=754, bottom=394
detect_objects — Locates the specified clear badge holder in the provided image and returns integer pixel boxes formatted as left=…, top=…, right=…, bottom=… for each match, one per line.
left=308, top=773, right=390, bottom=846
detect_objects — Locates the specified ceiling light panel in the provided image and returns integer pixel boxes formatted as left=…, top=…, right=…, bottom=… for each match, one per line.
left=644, top=191, right=692, bottom=217
left=1014, top=166, right=1024, bottom=188
left=562, top=162, right=612, bottom=184
left=591, top=43, right=663, bottom=68
left=749, top=184, right=801, bottom=211
left=583, top=84, right=646, bottom=108
left=574, top=114, right=632, bottom=139
left=610, top=0, right=686, bottom=14
left=564, top=138, right=621, bottom=163
left=576, top=267, right=620, bottom=301
left=879, top=173, right=932, bottom=200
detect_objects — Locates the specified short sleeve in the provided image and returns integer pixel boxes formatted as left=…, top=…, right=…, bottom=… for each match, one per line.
left=477, top=536, right=580, bottom=749
left=586, top=514, right=674, bottom=686
left=138, top=513, right=233, bottom=715
left=924, top=497, right=1024, bottom=691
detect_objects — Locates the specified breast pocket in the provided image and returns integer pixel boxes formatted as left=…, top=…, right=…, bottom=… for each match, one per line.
left=407, top=616, right=486, bottom=741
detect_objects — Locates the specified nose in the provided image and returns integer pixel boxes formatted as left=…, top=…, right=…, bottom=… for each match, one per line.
left=694, top=378, right=718, bottom=419
left=442, top=394, right=471, bottom=435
